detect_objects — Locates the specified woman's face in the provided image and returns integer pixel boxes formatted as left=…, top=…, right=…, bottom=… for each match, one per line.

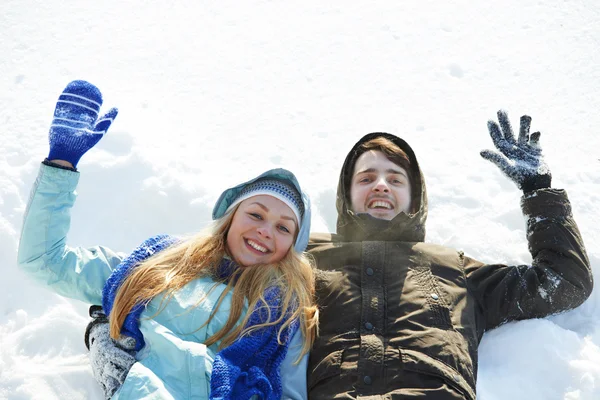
left=226, top=195, right=298, bottom=267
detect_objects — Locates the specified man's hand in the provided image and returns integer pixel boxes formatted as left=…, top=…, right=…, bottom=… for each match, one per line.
left=47, top=80, right=118, bottom=168
left=480, top=110, right=552, bottom=193
left=85, top=307, right=136, bottom=399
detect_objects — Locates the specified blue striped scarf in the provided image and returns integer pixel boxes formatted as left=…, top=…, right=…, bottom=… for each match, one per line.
left=102, top=234, right=298, bottom=399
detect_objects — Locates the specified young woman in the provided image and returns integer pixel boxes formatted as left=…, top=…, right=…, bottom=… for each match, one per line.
left=17, top=80, right=318, bottom=399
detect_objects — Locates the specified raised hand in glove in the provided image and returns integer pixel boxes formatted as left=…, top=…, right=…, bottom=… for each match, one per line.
left=85, top=306, right=136, bottom=399
left=47, top=80, right=118, bottom=168
left=480, top=110, right=552, bottom=193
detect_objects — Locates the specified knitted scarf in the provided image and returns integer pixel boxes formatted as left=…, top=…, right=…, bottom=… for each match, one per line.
left=102, top=234, right=298, bottom=399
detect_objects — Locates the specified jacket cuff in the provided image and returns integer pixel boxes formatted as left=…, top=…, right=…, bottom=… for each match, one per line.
left=43, top=158, right=78, bottom=172
left=38, top=162, right=80, bottom=192
left=521, top=188, right=571, bottom=219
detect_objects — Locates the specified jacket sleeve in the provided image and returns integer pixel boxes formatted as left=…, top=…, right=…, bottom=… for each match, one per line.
left=17, top=164, right=124, bottom=305
left=280, top=329, right=308, bottom=400
left=465, top=188, right=592, bottom=331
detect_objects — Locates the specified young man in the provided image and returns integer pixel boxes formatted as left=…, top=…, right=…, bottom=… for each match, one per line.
left=86, top=111, right=591, bottom=399
left=306, top=112, right=591, bottom=399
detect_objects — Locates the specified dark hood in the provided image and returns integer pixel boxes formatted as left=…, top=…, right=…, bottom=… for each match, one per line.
left=336, top=132, right=428, bottom=242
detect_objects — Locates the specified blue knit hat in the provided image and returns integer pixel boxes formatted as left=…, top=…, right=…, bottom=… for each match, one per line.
left=212, top=168, right=311, bottom=252
left=225, top=179, right=304, bottom=224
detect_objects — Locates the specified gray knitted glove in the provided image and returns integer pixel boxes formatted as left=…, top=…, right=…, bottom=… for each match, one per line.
left=85, top=308, right=136, bottom=399
left=480, top=110, right=552, bottom=193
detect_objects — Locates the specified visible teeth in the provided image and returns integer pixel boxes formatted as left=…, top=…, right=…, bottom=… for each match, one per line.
left=247, top=239, right=267, bottom=253
left=369, top=200, right=392, bottom=210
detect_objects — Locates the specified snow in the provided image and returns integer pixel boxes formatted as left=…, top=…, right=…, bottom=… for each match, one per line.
left=1, top=0, right=599, bottom=399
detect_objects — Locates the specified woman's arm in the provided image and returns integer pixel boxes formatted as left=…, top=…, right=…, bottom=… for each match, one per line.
left=17, top=163, right=125, bottom=304
left=18, top=80, right=121, bottom=304
left=280, top=329, right=309, bottom=400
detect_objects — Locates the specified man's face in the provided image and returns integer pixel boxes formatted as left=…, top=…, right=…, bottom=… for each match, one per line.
left=349, top=150, right=412, bottom=220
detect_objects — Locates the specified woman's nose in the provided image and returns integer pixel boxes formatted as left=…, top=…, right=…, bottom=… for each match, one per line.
left=256, top=225, right=272, bottom=239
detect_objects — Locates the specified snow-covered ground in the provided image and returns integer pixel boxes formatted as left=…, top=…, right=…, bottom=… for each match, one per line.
left=1, top=1, right=599, bottom=399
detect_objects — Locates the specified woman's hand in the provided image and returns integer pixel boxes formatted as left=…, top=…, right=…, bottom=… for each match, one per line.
left=48, top=159, right=74, bottom=169
left=85, top=306, right=136, bottom=399
left=47, top=80, right=118, bottom=168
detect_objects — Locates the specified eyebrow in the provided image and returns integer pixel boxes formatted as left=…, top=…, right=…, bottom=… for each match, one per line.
left=355, top=168, right=408, bottom=178
left=249, top=202, right=298, bottom=226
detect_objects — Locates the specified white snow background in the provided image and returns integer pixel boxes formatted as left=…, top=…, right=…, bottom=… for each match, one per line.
left=1, top=1, right=600, bottom=399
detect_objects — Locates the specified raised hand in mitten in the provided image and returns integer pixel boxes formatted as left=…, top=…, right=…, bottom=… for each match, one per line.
left=85, top=306, right=136, bottom=399
left=480, top=110, right=552, bottom=193
left=47, top=80, right=118, bottom=168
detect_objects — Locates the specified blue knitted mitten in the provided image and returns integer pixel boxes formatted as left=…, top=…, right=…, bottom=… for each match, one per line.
left=47, top=80, right=118, bottom=167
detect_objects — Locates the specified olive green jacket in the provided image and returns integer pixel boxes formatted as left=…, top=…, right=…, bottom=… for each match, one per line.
left=307, top=133, right=592, bottom=400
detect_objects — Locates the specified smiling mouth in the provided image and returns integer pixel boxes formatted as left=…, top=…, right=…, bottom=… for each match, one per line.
left=245, top=239, right=269, bottom=254
left=368, top=200, right=394, bottom=210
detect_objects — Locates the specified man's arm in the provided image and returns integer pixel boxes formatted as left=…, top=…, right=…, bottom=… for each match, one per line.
left=465, top=188, right=591, bottom=330
left=466, top=110, right=592, bottom=330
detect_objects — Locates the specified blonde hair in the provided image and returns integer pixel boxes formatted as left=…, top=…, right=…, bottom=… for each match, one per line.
left=109, top=204, right=318, bottom=360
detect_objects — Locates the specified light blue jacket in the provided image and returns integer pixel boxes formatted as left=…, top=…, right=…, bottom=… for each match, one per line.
left=17, top=164, right=308, bottom=399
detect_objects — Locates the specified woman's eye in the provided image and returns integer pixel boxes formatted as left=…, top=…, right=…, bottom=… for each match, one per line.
left=278, top=225, right=291, bottom=234
left=249, top=212, right=262, bottom=220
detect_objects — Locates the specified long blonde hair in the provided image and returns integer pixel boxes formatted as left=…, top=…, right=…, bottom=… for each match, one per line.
left=109, top=204, right=319, bottom=359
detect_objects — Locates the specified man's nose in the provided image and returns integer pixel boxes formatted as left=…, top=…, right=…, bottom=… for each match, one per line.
left=373, top=177, right=390, bottom=192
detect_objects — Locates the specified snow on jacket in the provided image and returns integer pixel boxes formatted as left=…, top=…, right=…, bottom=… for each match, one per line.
left=306, top=133, right=593, bottom=400
left=17, top=164, right=308, bottom=400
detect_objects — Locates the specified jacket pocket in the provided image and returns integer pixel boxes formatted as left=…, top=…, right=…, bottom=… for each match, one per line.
left=308, top=348, right=344, bottom=390
left=411, top=265, right=453, bottom=329
left=400, top=347, right=476, bottom=400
